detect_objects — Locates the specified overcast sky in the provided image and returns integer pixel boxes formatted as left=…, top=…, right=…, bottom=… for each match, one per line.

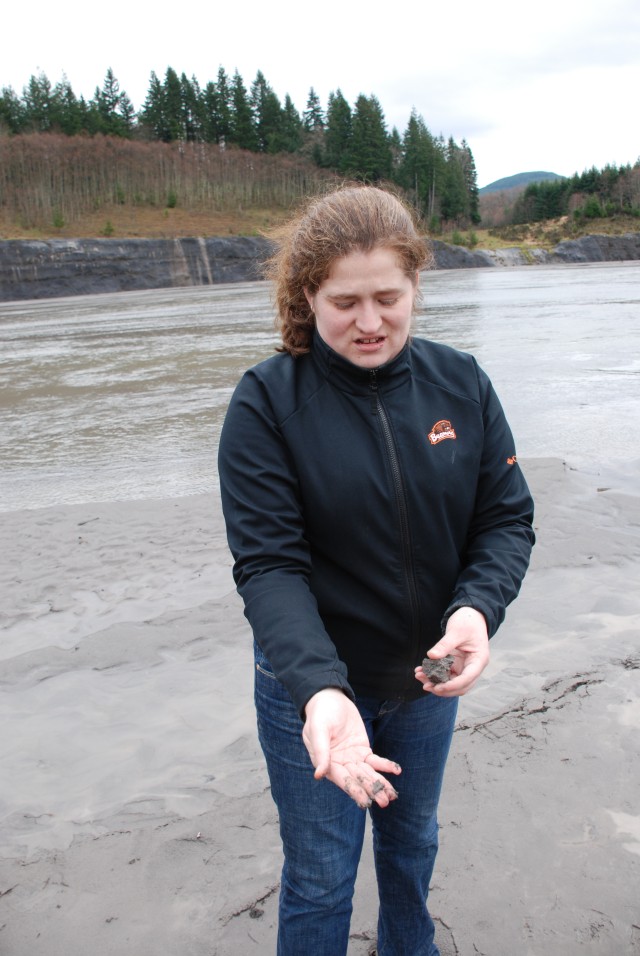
left=5, top=0, right=638, bottom=187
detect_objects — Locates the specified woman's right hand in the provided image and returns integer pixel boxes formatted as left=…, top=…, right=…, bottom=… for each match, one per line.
left=302, top=688, right=401, bottom=809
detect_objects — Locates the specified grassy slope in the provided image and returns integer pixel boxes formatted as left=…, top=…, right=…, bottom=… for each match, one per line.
left=0, top=205, right=288, bottom=241
left=440, top=214, right=640, bottom=251
left=1, top=205, right=637, bottom=250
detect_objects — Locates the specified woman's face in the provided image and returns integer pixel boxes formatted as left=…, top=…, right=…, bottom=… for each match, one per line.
left=305, top=247, right=418, bottom=368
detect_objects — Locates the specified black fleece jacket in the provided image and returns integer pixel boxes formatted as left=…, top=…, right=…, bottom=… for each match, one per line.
left=218, top=332, right=535, bottom=716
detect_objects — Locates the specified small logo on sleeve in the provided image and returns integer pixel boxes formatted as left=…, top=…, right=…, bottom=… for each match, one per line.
left=507, top=455, right=518, bottom=465
left=428, top=420, right=457, bottom=445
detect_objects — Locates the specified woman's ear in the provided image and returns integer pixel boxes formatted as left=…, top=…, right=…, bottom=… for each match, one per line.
left=303, top=288, right=314, bottom=311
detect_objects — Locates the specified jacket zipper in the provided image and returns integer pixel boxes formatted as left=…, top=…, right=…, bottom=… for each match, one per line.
left=369, top=369, right=422, bottom=695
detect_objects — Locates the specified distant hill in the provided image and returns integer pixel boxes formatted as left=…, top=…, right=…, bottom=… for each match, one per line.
left=480, top=171, right=564, bottom=194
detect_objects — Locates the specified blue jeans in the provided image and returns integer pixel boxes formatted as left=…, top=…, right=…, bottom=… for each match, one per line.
left=254, top=642, right=458, bottom=956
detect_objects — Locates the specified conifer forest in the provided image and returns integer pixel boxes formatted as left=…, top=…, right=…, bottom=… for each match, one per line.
left=1, top=66, right=638, bottom=234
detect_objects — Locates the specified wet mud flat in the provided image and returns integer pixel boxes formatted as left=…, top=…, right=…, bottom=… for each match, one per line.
left=1, top=458, right=639, bottom=954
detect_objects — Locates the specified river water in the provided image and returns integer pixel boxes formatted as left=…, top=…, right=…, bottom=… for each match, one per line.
left=1, top=261, right=639, bottom=513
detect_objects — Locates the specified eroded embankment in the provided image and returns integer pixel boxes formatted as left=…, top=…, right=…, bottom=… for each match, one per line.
left=1, top=232, right=639, bottom=301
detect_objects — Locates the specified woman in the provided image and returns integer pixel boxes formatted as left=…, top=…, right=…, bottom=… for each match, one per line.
left=218, top=185, right=534, bottom=956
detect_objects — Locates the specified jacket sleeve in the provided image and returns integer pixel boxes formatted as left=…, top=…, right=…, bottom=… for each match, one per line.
left=218, top=368, right=354, bottom=716
left=443, top=361, right=535, bottom=637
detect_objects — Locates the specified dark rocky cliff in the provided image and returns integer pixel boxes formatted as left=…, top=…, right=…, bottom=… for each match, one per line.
left=433, top=233, right=640, bottom=269
left=551, top=233, right=640, bottom=263
left=1, top=232, right=639, bottom=302
left=0, top=236, right=273, bottom=302
left=430, top=241, right=495, bottom=269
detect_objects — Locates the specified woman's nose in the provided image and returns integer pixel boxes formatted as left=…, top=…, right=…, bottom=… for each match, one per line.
left=355, top=300, right=382, bottom=333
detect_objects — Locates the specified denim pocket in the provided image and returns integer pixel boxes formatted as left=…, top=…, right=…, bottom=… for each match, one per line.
left=256, top=664, right=275, bottom=678
left=254, top=641, right=301, bottom=731
left=254, top=641, right=277, bottom=680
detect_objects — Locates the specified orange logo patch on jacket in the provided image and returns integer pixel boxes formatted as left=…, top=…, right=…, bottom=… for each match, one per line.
left=428, top=420, right=457, bottom=445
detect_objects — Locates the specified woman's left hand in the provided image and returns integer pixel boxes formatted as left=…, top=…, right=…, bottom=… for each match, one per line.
left=414, top=607, right=490, bottom=697
left=302, top=688, right=401, bottom=809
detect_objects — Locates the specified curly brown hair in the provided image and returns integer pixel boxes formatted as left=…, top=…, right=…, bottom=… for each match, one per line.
left=263, top=184, right=433, bottom=356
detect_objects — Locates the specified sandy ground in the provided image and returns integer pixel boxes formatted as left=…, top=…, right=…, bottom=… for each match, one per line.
left=1, top=458, right=639, bottom=955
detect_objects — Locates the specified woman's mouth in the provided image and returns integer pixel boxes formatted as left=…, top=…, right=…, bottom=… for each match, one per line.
left=356, top=336, right=385, bottom=347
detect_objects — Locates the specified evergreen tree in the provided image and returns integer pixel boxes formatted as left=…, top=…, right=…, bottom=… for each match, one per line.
left=140, top=71, right=166, bottom=140
left=280, top=94, right=304, bottom=152
left=90, top=68, right=132, bottom=137
left=250, top=70, right=283, bottom=152
left=576, top=166, right=600, bottom=193
left=229, top=70, right=257, bottom=150
left=399, top=110, right=431, bottom=211
left=202, top=67, right=232, bottom=144
left=600, top=162, right=623, bottom=198
left=427, top=134, right=448, bottom=223
left=180, top=73, right=203, bottom=142
left=23, top=72, right=53, bottom=131
left=215, top=66, right=232, bottom=143
left=0, top=86, right=25, bottom=133
left=440, top=137, right=469, bottom=222
left=95, top=69, right=120, bottom=122
left=349, top=94, right=392, bottom=181
left=324, top=89, right=352, bottom=171
left=75, top=96, right=92, bottom=135
left=49, top=76, right=83, bottom=135
left=389, top=126, right=402, bottom=173
left=249, top=70, right=268, bottom=147
left=139, top=67, right=184, bottom=141
left=263, top=88, right=285, bottom=152
left=460, top=139, right=480, bottom=224
left=202, top=81, right=220, bottom=143
left=162, top=67, right=184, bottom=141
left=300, top=87, right=325, bottom=164
left=118, top=91, right=136, bottom=135
left=303, top=87, right=324, bottom=132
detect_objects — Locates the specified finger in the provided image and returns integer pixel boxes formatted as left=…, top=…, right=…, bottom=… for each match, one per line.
left=427, top=637, right=458, bottom=659
left=368, top=775, right=399, bottom=807
left=313, top=760, right=330, bottom=780
left=429, top=665, right=483, bottom=696
left=344, top=765, right=399, bottom=809
left=414, top=662, right=457, bottom=690
left=416, top=660, right=481, bottom=696
left=365, top=753, right=402, bottom=776
left=365, top=780, right=396, bottom=808
left=324, top=753, right=400, bottom=809
left=327, top=768, right=373, bottom=809
left=302, top=729, right=331, bottom=780
left=354, top=760, right=400, bottom=805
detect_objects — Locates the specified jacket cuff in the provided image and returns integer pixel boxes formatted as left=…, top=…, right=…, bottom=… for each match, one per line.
left=441, top=597, right=493, bottom=636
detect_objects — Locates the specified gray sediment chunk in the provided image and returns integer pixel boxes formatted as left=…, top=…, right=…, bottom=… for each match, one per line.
left=421, top=655, right=455, bottom=684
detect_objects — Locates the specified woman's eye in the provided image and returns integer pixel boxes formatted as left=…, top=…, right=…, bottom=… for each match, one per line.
left=379, top=298, right=398, bottom=306
left=335, top=302, right=354, bottom=310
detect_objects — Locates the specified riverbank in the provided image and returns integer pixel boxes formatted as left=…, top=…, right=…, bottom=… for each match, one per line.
left=2, top=231, right=640, bottom=301
left=0, top=235, right=273, bottom=302
left=0, top=457, right=638, bottom=955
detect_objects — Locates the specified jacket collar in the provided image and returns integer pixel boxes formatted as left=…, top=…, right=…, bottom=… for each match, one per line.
left=311, top=331, right=412, bottom=394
